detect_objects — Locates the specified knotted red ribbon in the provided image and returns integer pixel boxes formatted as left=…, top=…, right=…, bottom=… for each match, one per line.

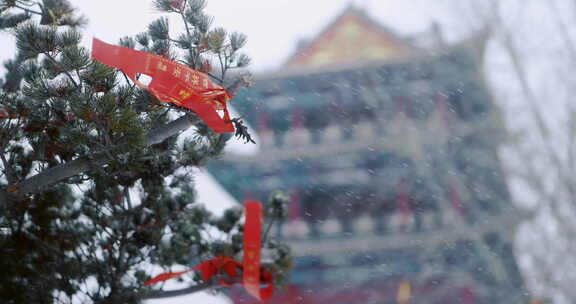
left=144, top=201, right=273, bottom=302
left=91, top=38, right=234, bottom=133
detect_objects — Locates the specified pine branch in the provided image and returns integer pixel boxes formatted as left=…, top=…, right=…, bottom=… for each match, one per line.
left=262, top=217, right=275, bottom=244
left=0, top=69, right=249, bottom=204
left=0, top=147, right=15, bottom=184
left=43, top=51, right=79, bottom=88
left=179, top=4, right=196, bottom=68
left=0, top=190, right=6, bottom=212
left=0, top=114, right=202, bottom=205
left=14, top=4, right=42, bottom=15
left=142, top=282, right=215, bottom=300
left=227, top=74, right=252, bottom=95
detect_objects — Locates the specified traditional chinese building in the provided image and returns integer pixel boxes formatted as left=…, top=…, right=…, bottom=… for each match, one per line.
left=209, top=6, right=528, bottom=303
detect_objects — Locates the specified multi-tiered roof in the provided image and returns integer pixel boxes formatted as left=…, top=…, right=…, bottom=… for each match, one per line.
left=210, top=6, right=528, bottom=303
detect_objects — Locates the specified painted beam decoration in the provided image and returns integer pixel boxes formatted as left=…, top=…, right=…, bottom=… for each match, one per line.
left=91, top=38, right=234, bottom=133
left=144, top=201, right=273, bottom=302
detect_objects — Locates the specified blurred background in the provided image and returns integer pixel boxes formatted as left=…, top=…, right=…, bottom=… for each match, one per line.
left=1, top=0, right=571, bottom=303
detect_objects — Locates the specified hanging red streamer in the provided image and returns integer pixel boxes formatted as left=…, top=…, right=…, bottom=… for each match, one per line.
left=144, top=201, right=273, bottom=302
left=243, top=201, right=273, bottom=301
left=91, top=38, right=234, bottom=133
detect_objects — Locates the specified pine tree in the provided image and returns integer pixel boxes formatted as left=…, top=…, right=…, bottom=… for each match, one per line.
left=0, top=0, right=291, bottom=303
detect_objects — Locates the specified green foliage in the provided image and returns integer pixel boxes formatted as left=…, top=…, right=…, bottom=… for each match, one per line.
left=148, top=17, right=170, bottom=41
left=0, top=12, right=28, bottom=29
left=39, top=0, right=86, bottom=27
left=0, top=0, right=290, bottom=303
left=266, top=190, right=289, bottom=219
left=15, top=22, right=58, bottom=59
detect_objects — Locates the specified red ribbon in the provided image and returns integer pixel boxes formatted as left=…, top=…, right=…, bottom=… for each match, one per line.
left=243, top=201, right=273, bottom=301
left=90, top=38, right=234, bottom=133
left=143, top=269, right=194, bottom=286
left=144, top=201, right=273, bottom=302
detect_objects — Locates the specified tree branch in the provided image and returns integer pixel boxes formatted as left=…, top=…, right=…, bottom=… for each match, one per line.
left=0, top=114, right=201, bottom=205
left=43, top=52, right=79, bottom=88
left=14, top=4, right=42, bottom=15
left=142, top=282, right=214, bottom=300
left=0, top=148, right=15, bottom=185
left=0, top=76, right=250, bottom=206
left=0, top=190, right=7, bottom=213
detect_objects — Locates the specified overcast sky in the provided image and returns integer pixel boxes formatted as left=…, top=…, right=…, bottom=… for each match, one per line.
left=0, top=0, right=452, bottom=72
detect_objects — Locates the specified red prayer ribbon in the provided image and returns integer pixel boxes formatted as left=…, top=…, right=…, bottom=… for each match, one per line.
left=91, top=38, right=234, bottom=133
left=243, top=201, right=273, bottom=301
left=144, top=201, right=273, bottom=302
